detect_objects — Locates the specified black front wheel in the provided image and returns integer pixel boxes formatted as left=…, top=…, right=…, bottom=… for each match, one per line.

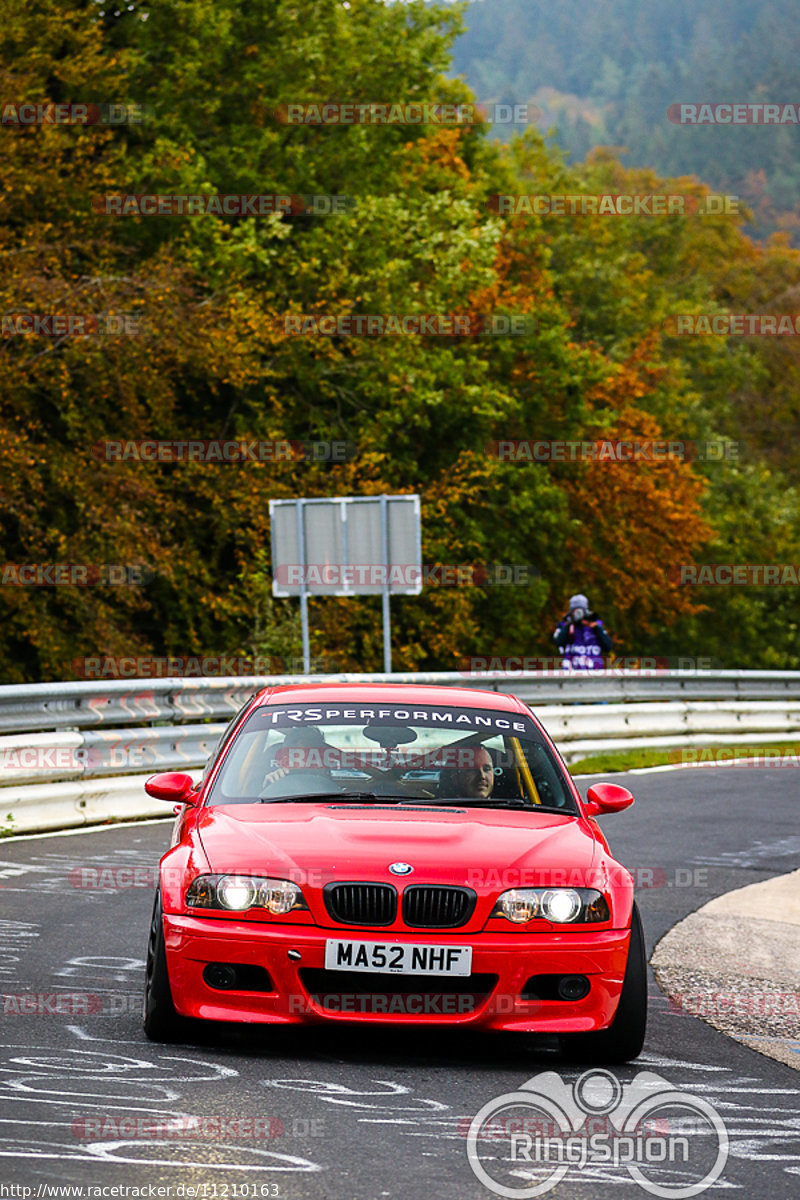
left=142, top=891, right=185, bottom=1042
left=560, top=901, right=647, bottom=1064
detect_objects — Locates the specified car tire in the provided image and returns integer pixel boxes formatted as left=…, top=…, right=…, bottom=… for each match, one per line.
left=142, top=890, right=185, bottom=1042
left=560, top=901, right=647, bottom=1064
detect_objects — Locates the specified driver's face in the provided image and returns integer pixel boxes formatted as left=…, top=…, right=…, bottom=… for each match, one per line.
left=460, top=749, right=494, bottom=798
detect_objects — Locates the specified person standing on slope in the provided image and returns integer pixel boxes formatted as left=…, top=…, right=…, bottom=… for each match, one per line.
left=553, top=593, right=612, bottom=670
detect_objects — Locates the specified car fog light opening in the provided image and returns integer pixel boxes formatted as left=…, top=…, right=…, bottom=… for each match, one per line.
left=203, top=964, right=239, bottom=990
left=203, top=963, right=276, bottom=992
left=557, top=974, right=591, bottom=1001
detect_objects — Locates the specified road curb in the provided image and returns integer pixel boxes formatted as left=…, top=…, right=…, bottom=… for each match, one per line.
left=651, top=869, right=800, bottom=1071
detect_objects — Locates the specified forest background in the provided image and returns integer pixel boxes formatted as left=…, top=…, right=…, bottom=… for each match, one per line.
left=2, top=0, right=799, bottom=683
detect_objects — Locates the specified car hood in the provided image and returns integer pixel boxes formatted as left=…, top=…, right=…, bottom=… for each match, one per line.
left=196, top=803, right=599, bottom=890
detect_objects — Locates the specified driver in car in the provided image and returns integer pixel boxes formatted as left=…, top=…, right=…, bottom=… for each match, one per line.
left=438, top=744, right=495, bottom=800
left=261, top=725, right=334, bottom=792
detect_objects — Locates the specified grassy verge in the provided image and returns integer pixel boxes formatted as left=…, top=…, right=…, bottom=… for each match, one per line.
left=567, top=740, right=800, bottom=776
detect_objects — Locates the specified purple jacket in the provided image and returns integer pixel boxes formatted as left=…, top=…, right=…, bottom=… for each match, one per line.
left=553, top=618, right=612, bottom=670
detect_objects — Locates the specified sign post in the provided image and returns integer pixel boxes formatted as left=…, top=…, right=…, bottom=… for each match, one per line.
left=380, top=494, right=391, bottom=673
left=269, top=495, right=422, bottom=674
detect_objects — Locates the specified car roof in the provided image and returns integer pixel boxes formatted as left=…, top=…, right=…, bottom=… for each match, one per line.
left=253, top=682, right=532, bottom=716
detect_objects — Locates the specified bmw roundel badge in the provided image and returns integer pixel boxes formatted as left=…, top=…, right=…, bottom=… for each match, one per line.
left=389, top=862, right=413, bottom=876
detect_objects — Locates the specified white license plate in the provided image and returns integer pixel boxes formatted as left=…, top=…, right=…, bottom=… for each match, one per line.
left=325, top=939, right=472, bottom=976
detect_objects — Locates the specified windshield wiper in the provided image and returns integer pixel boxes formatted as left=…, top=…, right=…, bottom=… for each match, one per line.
left=397, top=798, right=535, bottom=810
left=259, top=791, right=411, bottom=804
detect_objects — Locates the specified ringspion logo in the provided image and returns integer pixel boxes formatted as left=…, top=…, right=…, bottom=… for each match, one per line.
left=467, top=1069, right=728, bottom=1197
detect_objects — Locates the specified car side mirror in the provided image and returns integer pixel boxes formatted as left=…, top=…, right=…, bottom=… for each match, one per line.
left=584, top=782, right=634, bottom=816
left=145, top=772, right=197, bottom=804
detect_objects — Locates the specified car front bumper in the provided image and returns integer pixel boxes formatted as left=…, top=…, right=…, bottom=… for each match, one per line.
left=163, top=913, right=630, bottom=1032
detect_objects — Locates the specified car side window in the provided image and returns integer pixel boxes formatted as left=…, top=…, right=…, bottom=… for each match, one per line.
left=522, top=742, right=571, bottom=808
left=201, top=697, right=256, bottom=784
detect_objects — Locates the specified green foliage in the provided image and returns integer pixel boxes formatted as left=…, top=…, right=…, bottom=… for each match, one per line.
left=451, top=0, right=800, bottom=241
left=1, top=0, right=799, bottom=681
left=236, top=550, right=304, bottom=667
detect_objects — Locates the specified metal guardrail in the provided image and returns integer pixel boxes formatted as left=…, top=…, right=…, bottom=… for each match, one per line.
left=2, top=670, right=799, bottom=833
left=2, top=669, right=800, bottom=734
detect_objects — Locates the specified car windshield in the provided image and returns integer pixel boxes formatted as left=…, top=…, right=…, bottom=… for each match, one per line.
left=205, top=701, right=578, bottom=813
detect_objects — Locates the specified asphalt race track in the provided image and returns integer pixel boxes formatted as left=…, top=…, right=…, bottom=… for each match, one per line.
left=1, top=766, right=799, bottom=1198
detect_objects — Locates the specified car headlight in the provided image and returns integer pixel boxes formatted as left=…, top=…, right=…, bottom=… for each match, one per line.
left=496, top=889, right=540, bottom=923
left=491, top=887, right=610, bottom=924
left=218, top=876, right=259, bottom=910
left=540, top=888, right=582, bottom=922
left=186, top=875, right=308, bottom=914
left=262, top=880, right=305, bottom=914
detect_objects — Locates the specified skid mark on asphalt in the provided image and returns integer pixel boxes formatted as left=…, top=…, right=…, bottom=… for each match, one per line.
left=0, top=1039, right=322, bottom=1173
left=0, top=920, right=40, bottom=988
left=261, top=1077, right=449, bottom=1117
left=260, top=1056, right=800, bottom=1187
left=52, top=954, right=145, bottom=984
left=0, top=848, right=158, bottom=897
left=688, top=835, right=800, bottom=868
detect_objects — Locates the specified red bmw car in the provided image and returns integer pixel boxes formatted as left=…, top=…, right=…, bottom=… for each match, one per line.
left=142, top=684, right=646, bottom=1061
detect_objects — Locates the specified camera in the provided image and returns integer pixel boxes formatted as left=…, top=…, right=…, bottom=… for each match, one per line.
left=569, top=607, right=597, bottom=623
